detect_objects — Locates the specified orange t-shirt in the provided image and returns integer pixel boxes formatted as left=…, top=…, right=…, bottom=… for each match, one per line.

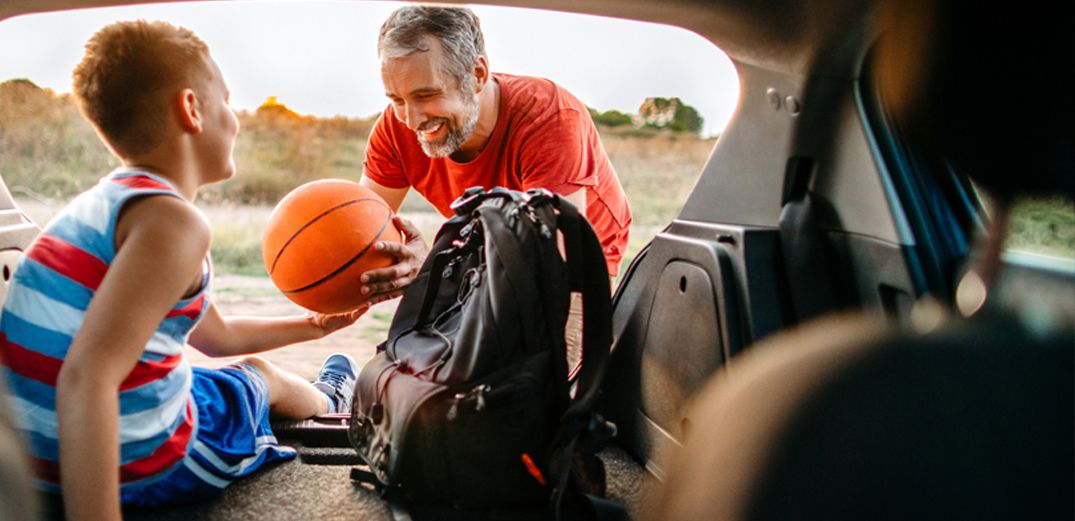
left=363, top=73, right=632, bottom=275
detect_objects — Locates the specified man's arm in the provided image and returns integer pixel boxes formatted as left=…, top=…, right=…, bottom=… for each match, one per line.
left=56, top=197, right=209, bottom=521
left=358, top=177, right=430, bottom=303
left=517, top=103, right=629, bottom=277
left=356, top=109, right=434, bottom=302
left=562, top=188, right=586, bottom=213
left=357, top=214, right=428, bottom=304
left=516, top=105, right=599, bottom=204
left=359, top=176, right=409, bottom=213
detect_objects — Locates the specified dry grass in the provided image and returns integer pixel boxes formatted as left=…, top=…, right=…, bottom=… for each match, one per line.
left=602, top=129, right=715, bottom=226
left=2, top=79, right=717, bottom=274
left=4, top=78, right=1070, bottom=270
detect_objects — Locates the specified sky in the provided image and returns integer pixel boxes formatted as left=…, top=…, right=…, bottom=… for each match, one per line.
left=0, top=1, right=739, bottom=136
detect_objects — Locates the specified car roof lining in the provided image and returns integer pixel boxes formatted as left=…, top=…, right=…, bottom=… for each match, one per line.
left=0, top=0, right=881, bottom=78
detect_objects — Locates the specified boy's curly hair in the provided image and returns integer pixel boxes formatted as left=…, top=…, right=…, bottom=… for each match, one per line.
left=73, top=20, right=211, bottom=157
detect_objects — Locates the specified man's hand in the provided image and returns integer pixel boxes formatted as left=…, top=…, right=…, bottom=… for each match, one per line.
left=361, top=215, right=428, bottom=304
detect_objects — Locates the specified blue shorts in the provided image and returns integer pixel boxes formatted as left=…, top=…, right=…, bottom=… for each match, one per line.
left=120, top=363, right=297, bottom=507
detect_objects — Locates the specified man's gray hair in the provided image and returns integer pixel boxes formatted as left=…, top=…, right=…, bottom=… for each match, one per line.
left=378, top=6, right=486, bottom=90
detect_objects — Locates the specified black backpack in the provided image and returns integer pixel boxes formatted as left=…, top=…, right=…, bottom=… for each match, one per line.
left=348, top=187, right=615, bottom=517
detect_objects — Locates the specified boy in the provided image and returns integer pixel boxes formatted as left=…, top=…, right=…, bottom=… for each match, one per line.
left=0, top=20, right=363, bottom=519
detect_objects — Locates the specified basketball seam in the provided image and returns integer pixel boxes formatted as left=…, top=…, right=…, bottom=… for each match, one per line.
left=278, top=203, right=394, bottom=294
left=268, top=197, right=386, bottom=275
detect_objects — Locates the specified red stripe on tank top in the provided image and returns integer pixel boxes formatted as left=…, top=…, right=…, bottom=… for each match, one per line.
left=118, top=400, right=195, bottom=482
left=110, top=175, right=175, bottom=192
left=29, top=400, right=195, bottom=485
left=26, top=234, right=108, bottom=291
left=0, top=332, right=63, bottom=386
left=0, top=333, right=182, bottom=391
left=166, top=294, right=205, bottom=321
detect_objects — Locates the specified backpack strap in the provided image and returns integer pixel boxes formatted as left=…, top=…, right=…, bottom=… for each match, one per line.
left=476, top=202, right=554, bottom=357
left=556, top=198, right=612, bottom=418
left=385, top=214, right=470, bottom=339
left=545, top=197, right=614, bottom=521
left=414, top=228, right=481, bottom=329
left=476, top=198, right=616, bottom=521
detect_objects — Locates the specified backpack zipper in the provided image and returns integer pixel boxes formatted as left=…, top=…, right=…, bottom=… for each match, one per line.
left=446, top=384, right=490, bottom=421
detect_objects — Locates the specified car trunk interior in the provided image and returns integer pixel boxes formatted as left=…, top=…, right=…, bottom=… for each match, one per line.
left=0, top=0, right=957, bottom=518
left=0, top=0, right=1071, bottom=520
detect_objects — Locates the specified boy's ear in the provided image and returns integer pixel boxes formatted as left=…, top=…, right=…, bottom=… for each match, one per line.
left=176, top=88, right=202, bottom=134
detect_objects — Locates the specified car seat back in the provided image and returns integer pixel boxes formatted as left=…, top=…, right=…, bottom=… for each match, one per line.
left=652, top=313, right=1074, bottom=520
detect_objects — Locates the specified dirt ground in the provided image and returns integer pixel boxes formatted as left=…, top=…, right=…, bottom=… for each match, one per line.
left=183, top=275, right=400, bottom=381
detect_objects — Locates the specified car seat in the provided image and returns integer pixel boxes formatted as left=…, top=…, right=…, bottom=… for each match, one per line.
left=651, top=311, right=1072, bottom=520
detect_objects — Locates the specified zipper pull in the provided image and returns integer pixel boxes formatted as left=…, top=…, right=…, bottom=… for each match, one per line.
left=446, top=392, right=466, bottom=421
left=521, top=453, right=547, bottom=486
left=474, top=384, right=490, bottom=412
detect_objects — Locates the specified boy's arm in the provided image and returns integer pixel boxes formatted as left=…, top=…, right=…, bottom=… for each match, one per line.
left=56, top=196, right=210, bottom=521
left=187, top=302, right=366, bottom=358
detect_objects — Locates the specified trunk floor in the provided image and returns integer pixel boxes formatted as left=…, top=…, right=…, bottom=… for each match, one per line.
left=113, top=445, right=653, bottom=521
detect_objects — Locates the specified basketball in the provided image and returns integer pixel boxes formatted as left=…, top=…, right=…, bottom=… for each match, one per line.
left=262, top=179, right=403, bottom=314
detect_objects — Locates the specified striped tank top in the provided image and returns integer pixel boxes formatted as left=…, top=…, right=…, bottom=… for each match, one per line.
left=0, top=169, right=209, bottom=493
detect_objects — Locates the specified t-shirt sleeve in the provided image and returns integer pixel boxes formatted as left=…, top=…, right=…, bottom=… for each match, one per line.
left=362, top=109, right=411, bottom=189
left=516, top=108, right=600, bottom=195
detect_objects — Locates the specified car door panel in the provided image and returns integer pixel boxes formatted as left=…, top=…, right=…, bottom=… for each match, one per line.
left=606, top=62, right=932, bottom=471
left=606, top=222, right=789, bottom=468
left=0, top=185, right=40, bottom=304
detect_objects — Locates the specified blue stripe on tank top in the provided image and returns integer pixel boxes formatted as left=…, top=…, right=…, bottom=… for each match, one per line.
left=8, top=257, right=94, bottom=310
left=1, top=311, right=75, bottom=360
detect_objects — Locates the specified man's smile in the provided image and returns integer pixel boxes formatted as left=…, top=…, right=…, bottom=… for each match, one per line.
left=418, top=118, right=448, bottom=141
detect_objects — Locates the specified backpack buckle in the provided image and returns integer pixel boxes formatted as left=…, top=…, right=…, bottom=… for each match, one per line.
left=449, top=186, right=488, bottom=215
left=523, top=188, right=557, bottom=207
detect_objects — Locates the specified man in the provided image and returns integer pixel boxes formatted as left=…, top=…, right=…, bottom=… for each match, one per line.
left=358, top=5, right=632, bottom=304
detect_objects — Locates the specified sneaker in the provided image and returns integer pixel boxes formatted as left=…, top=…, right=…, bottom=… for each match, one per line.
left=312, top=353, right=359, bottom=414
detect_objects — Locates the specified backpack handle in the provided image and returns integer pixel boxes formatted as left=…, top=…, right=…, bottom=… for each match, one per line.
left=414, top=188, right=527, bottom=329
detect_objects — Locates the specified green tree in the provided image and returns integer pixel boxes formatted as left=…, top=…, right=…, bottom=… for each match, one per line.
left=669, top=103, right=704, bottom=134
left=637, top=97, right=704, bottom=135
left=588, top=107, right=634, bottom=128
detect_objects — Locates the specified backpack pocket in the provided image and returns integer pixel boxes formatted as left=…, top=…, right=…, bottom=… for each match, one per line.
left=402, top=355, right=555, bottom=508
left=350, top=353, right=448, bottom=488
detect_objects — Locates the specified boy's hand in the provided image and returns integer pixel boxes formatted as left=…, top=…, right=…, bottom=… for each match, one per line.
left=307, top=304, right=369, bottom=336
left=360, top=216, right=428, bottom=304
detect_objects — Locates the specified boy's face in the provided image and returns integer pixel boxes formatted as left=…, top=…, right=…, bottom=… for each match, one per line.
left=195, top=57, right=240, bottom=184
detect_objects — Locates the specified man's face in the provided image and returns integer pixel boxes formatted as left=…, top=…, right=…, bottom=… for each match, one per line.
left=381, top=37, right=479, bottom=158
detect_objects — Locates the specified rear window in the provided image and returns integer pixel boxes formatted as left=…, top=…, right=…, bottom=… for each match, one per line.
left=0, top=1, right=738, bottom=375
left=1005, top=196, right=1075, bottom=261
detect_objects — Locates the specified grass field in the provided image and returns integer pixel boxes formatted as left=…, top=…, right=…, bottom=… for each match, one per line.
left=1006, top=197, right=1075, bottom=259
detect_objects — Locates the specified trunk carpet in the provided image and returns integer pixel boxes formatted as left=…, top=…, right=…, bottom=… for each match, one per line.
left=112, top=445, right=652, bottom=521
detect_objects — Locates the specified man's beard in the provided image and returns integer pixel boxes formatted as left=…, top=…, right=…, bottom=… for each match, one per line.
left=417, top=95, right=480, bottom=158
